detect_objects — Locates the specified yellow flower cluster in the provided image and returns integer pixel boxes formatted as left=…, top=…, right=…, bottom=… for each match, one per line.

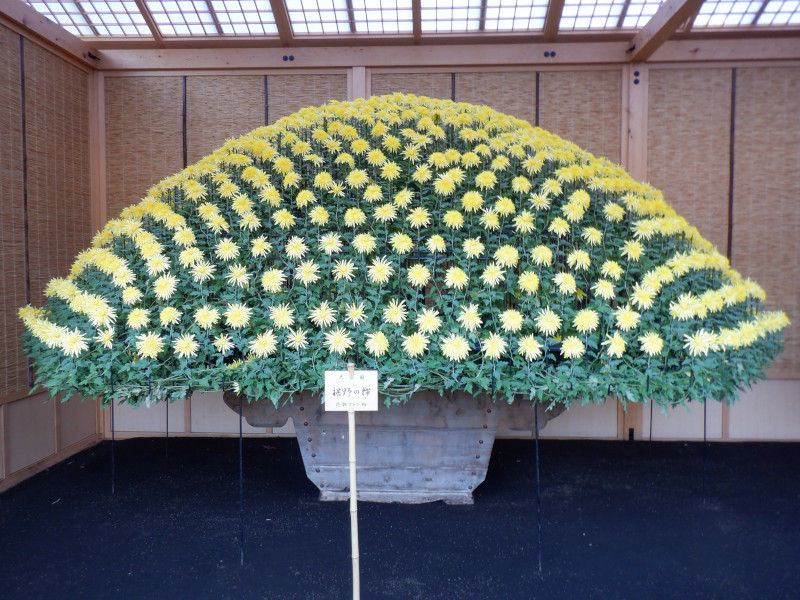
left=18, top=93, right=789, bottom=405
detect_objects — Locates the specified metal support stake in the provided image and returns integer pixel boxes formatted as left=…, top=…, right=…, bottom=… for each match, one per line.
left=110, top=397, right=116, bottom=495
left=702, top=400, right=708, bottom=504
left=165, top=399, right=169, bottom=459
left=347, top=362, right=361, bottom=600
left=239, top=393, right=245, bottom=566
left=534, top=403, right=543, bottom=577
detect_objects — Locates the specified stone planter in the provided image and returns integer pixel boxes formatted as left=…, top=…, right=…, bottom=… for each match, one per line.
left=224, top=390, right=564, bottom=504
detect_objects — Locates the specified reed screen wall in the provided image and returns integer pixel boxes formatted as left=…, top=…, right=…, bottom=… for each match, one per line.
left=0, top=25, right=797, bottom=472
left=0, top=23, right=99, bottom=490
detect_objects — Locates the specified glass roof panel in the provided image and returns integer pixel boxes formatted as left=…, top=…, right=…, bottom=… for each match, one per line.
left=756, top=0, right=800, bottom=25
left=620, top=0, right=666, bottom=29
left=419, top=0, right=482, bottom=32
left=483, top=0, right=550, bottom=31
left=21, top=0, right=800, bottom=39
left=693, top=0, right=763, bottom=27
left=27, top=0, right=152, bottom=36
left=559, top=0, right=627, bottom=30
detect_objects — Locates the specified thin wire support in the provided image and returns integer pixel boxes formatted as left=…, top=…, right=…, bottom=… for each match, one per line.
left=534, top=403, right=543, bottom=577
left=239, top=393, right=245, bottom=566
left=702, top=400, right=708, bottom=504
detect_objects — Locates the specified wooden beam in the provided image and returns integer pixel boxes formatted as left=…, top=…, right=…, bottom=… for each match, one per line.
left=479, top=0, right=487, bottom=32
left=269, top=0, right=294, bottom=45
left=626, top=0, right=705, bottom=62
left=543, top=0, right=564, bottom=41
left=96, top=41, right=631, bottom=70
left=0, top=0, right=97, bottom=67
left=132, top=0, right=164, bottom=48
left=650, top=37, right=800, bottom=62
left=345, top=0, right=356, bottom=34
left=412, top=0, right=421, bottom=44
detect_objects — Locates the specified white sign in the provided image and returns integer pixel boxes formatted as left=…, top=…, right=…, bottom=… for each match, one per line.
left=324, top=369, right=379, bottom=411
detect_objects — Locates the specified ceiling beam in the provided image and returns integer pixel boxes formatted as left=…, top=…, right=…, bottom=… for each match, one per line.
left=269, top=0, right=294, bottom=45
left=626, top=0, right=705, bottom=62
left=74, top=1, right=100, bottom=36
left=204, top=0, right=223, bottom=35
left=0, top=0, right=98, bottom=66
left=412, top=0, right=421, bottom=43
left=132, top=0, right=164, bottom=48
left=479, top=0, right=487, bottom=31
left=345, top=0, right=356, bottom=34
left=543, top=0, right=564, bottom=41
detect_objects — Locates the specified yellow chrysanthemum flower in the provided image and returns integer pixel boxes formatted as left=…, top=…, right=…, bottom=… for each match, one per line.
left=462, top=238, right=484, bottom=259
left=536, top=307, right=562, bottom=337
left=352, top=233, right=377, bottom=254
left=213, top=333, right=234, bottom=354
left=153, top=274, right=178, bottom=300
left=567, top=249, right=591, bottom=271
left=374, top=203, right=397, bottom=223
left=309, top=301, right=337, bottom=328
left=344, top=207, right=367, bottom=227
left=638, top=332, right=664, bottom=357
left=425, top=234, right=446, bottom=253
left=249, top=330, right=278, bottom=358
left=285, top=328, right=309, bottom=351
left=416, top=308, right=442, bottom=334
left=407, top=207, right=431, bottom=229
left=499, top=309, right=524, bottom=333
left=401, top=331, right=429, bottom=357
left=332, top=259, right=357, bottom=282
left=602, top=332, right=626, bottom=359
left=683, top=329, right=716, bottom=357
left=443, top=210, right=465, bottom=229
left=324, top=328, right=354, bottom=355
left=309, top=205, right=330, bottom=225
left=481, top=333, right=507, bottom=360
left=295, top=260, right=321, bottom=286
left=365, top=331, right=389, bottom=357
left=383, top=299, right=408, bottom=325
left=553, top=272, right=577, bottom=295
left=127, top=308, right=150, bottom=330
left=573, top=309, right=600, bottom=334
left=173, top=334, right=199, bottom=359
left=406, top=264, right=431, bottom=288
left=440, top=334, right=470, bottom=362
left=461, top=191, right=484, bottom=213
left=444, top=266, right=469, bottom=289
left=272, top=209, right=295, bottom=230
left=285, top=236, right=308, bottom=260
left=518, top=271, right=539, bottom=294
left=226, top=264, right=250, bottom=288
left=318, top=233, right=343, bottom=255
left=494, top=245, right=519, bottom=268
left=481, top=263, right=505, bottom=287
left=390, top=233, right=414, bottom=254
left=560, top=336, right=585, bottom=359
left=530, top=245, right=553, bottom=266
left=136, top=332, right=164, bottom=360
left=367, top=256, right=394, bottom=284
left=518, top=335, right=543, bottom=361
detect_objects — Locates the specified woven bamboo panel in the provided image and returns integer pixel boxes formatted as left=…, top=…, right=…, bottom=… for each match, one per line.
left=455, top=71, right=537, bottom=125
left=731, top=67, right=800, bottom=375
left=266, top=74, right=348, bottom=125
left=539, top=70, right=622, bottom=164
left=370, top=72, right=452, bottom=100
left=0, top=26, right=28, bottom=397
left=647, top=68, right=732, bottom=254
left=105, top=76, right=183, bottom=219
left=23, top=40, right=91, bottom=303
left=186, top=75, right=265, bottom=165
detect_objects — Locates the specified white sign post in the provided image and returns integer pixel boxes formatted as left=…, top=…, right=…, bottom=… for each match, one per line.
left=324, top=364, right=378, bottom=600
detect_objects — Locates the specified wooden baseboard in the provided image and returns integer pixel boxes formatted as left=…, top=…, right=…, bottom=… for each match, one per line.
left=0, top=434, right=101, bottom=494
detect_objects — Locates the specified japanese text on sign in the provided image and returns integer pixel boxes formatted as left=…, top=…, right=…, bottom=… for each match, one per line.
left=324, top=370, right=379, bottom=411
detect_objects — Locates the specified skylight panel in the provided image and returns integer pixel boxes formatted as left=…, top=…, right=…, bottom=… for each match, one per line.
left=560, top=0, right=627, bottom=30
left=26, top=0, right=152, bottom=35
left=756, top=0, right=800, bottom=25
left=286, top=0, right=351, bottom=34
left=351, top=0, right=414, bottom=33
left=419, top=0, right=483, bottom=32
left=620, top=0, right=665, bottom=28
left=483, top=0, right=549, bottom=31
left=693, top=1, right=763, bottom=27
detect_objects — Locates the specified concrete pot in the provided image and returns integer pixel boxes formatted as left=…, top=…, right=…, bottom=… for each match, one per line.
left=224, top=390, right=564, bottom=504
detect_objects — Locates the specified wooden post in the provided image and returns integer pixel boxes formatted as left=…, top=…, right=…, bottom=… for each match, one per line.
left=347, top=362, right=360, bottom=600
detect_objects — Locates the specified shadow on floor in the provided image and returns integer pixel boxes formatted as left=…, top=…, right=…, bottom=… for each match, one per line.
left=1, top=437, right=799, bottom=599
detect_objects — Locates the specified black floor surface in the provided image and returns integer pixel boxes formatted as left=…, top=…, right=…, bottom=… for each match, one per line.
left=1, top=437, right=799, bottom=599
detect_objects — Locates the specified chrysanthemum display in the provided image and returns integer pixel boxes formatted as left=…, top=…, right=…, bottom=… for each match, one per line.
left=19, top=94, right=789, bottom=407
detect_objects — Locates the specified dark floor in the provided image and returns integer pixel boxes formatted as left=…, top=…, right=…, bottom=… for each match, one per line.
left=1, top=436, right=799, bottom=600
